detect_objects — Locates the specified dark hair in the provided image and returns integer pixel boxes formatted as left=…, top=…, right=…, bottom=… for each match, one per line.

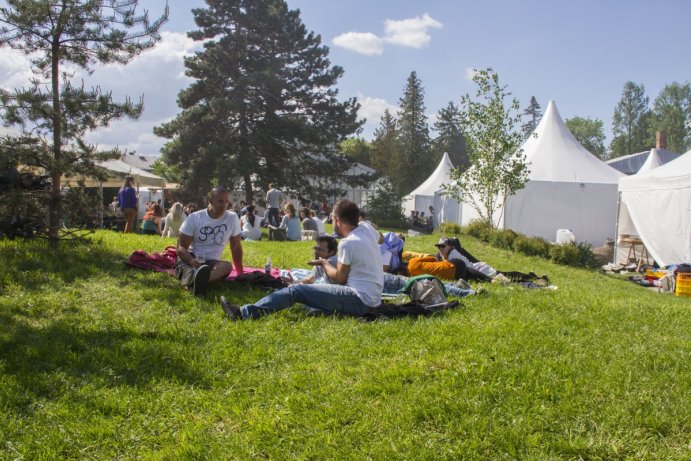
left=144, top=203, right=163, bottom=220
left=316, top=235, right=338, bottom=254
left=208, top=186, right=229, bottom=200
left=246, top=204, right=256, bottom=226
left=358, top=209, right=366, bottom=219
left=333, top=199, right=359, bottom=226
left=301, top=207, right=311, bottom=218
left=122, top=176, right=134, bottom=188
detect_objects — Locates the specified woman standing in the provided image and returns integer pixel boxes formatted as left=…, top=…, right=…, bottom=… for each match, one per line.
left=162, top=202, right=185, bottom=238
left=117, top=176, right=138, bottom=233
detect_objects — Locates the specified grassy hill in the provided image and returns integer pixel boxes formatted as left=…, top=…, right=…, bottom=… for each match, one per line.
left=0, top=231, right=688, bottom=460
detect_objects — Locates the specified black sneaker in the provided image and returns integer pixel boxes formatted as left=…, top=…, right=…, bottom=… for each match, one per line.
left=192, top=265, right=211, bottom=296
left=220, top=295, right=241, bottom=320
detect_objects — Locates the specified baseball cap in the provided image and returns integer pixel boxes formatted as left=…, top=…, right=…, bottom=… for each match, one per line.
left=435, top=237, right=453, bottom=247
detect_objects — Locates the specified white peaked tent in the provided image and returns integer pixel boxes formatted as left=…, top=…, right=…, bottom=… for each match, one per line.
left=637, top=148, right=665, bottom=174
left=403, top=152, right=460, bottom=225
left=462, top=100, right=623, bottom=245
left=616, top=150, right=691, bottom=266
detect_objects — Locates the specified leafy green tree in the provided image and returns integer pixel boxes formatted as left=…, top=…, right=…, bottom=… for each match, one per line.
left=442, top=68, right=528, bottom=229
left=155, top=0, right=362, bottom=203
left=610, top=81, right=653, bottom=157
left=650, top=82, right=691, bottom=153
left=0, top=0, right=167, bottom=244
left=395, top=71, right=432, bottom=196
left=339, top=137, right=372, bottom=167
left=432, top=101, right=468, bottom=169
left=370, top=108, right=399, bottom=175
left=565, top=116, right=607, bottom=159
left=521, top=96, right=542, bottom=139
left=365, top=178, right=405, bottom=228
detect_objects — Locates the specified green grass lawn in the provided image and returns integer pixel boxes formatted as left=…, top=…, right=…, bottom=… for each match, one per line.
left=0, top=230, right=689, bottom=460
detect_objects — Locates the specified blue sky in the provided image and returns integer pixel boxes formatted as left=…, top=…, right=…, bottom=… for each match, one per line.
left=1, top=0, right=689, bottom=155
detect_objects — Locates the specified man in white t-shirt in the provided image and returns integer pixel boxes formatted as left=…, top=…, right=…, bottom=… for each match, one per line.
left=221, top=199, right=384, bottom=319
left=175, top=186, right=243, bottom=296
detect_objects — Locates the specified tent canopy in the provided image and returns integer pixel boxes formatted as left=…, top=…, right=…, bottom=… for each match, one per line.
left=617, top=150, right=691, bottom=266
left=62, top=159, right=169, bottom=188
left=403, top=152, right=455, bottom=216
left=607, top=149, right=680, bottom=175
left=498, top=100, right=623, bottom=245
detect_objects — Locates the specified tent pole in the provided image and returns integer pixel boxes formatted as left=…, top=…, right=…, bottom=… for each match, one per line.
left=99, top=182, right=104, bottom=229
left=613, top=191, right=621, bottom=265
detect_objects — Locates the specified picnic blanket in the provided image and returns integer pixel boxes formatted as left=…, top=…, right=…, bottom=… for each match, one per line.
left=126, top=246, right=282, bottom=280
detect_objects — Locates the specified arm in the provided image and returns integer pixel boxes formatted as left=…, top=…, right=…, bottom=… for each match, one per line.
left=156, top=217, right=162, bottom=235
left=229, top=234, right=244, bottom=274
left=161, top=217, right=170, bottom=237
left=177, top=233, right=202, bottom=268
left=314, top=259, right=349, bottom=285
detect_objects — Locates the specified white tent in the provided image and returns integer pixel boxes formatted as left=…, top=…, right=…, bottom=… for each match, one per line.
left=462, top=100, right=623, bottom=245
left=607, top=148, right=680, bottom=175
left=403, top=152, right=460, bottom=225
left=637, top=148, right=666, bottom=174
left=615, top=150, right=691, bottom=266
left=61, top=159, right=168, bottom=188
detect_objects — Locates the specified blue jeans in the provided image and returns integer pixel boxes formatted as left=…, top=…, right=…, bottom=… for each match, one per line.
left=240, top=283, right=370, bottom=319
left=382, top=273, right=474, bottom=298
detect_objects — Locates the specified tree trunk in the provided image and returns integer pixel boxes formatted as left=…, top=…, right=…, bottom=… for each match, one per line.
left=49, top=42, right=62, bottom=246
left=243, top=173, right=253, bottom=204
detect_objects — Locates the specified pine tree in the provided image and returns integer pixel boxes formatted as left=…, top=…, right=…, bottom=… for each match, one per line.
left=370, top=109, right=399, bottom=175
left=395, top=71, right=431, bottom=196
left=610, top=81, right=652, bottom=157
left=432, top=101, right=468, bottom=169
left=650, top=82, right=691, bottom=153
left=521, top=96, right=542, bottom=139
left=0, top=0, right=168, bottom=244
left=154, top=0, right=363, bottom=203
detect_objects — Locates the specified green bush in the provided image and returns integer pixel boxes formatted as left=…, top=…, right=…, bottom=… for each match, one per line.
left=549, top=242, right=581, bottom=266
left=462, top=219, right=491, bottom=242
left=487, top=228, right=518, bottom=250
left=575, top=241, right=600, bottom=269
left=438, top=222, right=461, bottom=236
left=513, top=235, right=550, bottom=258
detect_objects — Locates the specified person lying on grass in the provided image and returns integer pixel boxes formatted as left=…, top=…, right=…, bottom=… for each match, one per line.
left=175, top=186, right=244, bottom=296
left=407, top=237, right=497, bottom=283
left=221, top=199, right=383, bottom=320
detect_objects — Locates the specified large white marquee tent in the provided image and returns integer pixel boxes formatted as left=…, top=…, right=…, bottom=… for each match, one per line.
left=615, top=149, right=691, bottom=267
left=403, top=152, right=461, bottom=226
left=462, top=100, right=623, bottom=245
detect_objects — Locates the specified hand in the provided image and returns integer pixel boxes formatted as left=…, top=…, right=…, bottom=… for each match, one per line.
left=281, top=272, right=294, bottom=286
left=307, top=258, right=324, bottom=266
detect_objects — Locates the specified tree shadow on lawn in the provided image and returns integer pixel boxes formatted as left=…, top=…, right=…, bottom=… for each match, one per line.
left=0, top=239, right=154, bottom=293
left=0, top=310, right=212, bottom=416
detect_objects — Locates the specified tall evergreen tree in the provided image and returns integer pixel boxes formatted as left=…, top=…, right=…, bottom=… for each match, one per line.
left=650, top=82, right=691, bottom=153
left=565, top=116, right=607, bottom=159
left=610, top=81, right=652, bottom=157
left=155, top=0, right=362, bottom=203
left=0, top=0, right=167, bottom=244
left=521, top=96, right=542, bottom=139
left=432, top=101, right=468, bottom=169
left=370, top=108, right=399, bottom=177
left=395, top=71, right=431, bottom=196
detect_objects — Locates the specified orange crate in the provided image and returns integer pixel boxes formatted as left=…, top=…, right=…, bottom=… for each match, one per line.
left=675, top=273, right=691, bottom=297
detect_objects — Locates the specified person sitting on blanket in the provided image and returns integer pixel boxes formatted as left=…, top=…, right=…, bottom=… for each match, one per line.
left=175, top=186, right=244, bottom=296
left=220, top=199, right=383, bottom=320
left=407, top=237, right=496, bottom=282
left=380, top=232, right=405, bottom=273
left=281, top=235, right=339, bottom=286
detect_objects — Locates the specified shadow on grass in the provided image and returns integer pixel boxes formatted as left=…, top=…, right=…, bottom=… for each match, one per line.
left=0, top=238, right=153, bottom=293
left=0, top=310, right=211, bottom=415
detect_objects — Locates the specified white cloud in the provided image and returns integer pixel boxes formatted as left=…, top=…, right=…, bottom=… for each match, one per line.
left=357, top=94, right=398, bottom=124
left=465, top=68, right=480, bottom=81
left=0, top=47, right=36, bottom=91
left=383, top=13, right=442, bottom=48
left=332, top=32, right=384, bottom=56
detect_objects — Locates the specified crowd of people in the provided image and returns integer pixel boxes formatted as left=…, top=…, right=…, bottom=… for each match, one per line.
left=408, top=206, right=434, bottom=232
left=116, top=180, right=534, bottom=320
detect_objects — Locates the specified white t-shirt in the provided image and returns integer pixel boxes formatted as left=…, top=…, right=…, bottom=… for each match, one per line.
left=241, top=214, right=262, bottom=240
left=314, top=217, right=326, bottom=236
left=338, top=221, right=384, bottom=307
left=179, top=209, right=241, bottom=261
left=447, top=248, right=471, bottom=266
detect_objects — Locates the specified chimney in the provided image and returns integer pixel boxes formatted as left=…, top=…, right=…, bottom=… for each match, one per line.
left=655, top=131, right=667, bottom=149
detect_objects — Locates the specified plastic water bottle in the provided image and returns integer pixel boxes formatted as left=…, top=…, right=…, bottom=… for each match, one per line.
left=265, top=256, right=272, bottom=274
